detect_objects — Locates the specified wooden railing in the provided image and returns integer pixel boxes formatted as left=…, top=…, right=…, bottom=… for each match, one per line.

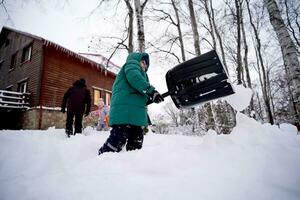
left=0, top=90, right=30, bottom=110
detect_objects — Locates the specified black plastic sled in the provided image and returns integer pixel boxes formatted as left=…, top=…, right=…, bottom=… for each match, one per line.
left=152, top=50, right=235, bottom=109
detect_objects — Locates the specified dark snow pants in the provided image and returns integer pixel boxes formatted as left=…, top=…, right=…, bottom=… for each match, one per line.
left=98, top=125, right=144, bottom=155
left=66, top=111, right=83, bottom=134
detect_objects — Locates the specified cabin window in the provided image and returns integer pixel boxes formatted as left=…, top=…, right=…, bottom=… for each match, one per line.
left=94, top=90, right=100, bottom=105
left=21, top=44, right=32, bottom=63
left=105, top=92, right=111, bottom=106
left=93, top=88, right=111, bottom=106
left=18, top=81, right=28, bottom=93
left=10, top=53, right=17, bottom=70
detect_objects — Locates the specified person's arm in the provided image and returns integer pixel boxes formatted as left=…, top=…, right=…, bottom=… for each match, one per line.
left=61, top=88, right=71, bottom=112
left=124, top=61, right=155, bottom=96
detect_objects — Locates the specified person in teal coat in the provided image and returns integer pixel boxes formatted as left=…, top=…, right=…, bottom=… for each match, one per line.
left=98, top=52, right=164, bottom=155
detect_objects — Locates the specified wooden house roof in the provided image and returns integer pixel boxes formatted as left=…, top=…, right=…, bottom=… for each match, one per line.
left=0, top=26, right=120, bottom=76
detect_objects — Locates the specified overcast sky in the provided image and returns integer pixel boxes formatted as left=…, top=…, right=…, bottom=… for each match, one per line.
left=0, top=0, right=170, bottom=114
left=1, top=1, right=121, bottom=61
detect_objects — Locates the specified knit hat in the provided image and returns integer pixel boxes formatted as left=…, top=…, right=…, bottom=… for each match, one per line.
left=79, top=78, right=86, bottom=84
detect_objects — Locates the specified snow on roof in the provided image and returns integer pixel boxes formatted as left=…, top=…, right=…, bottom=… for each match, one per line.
left=78, top=53, right=120, bottom=74
left=1, top=26, right=119, bottom=76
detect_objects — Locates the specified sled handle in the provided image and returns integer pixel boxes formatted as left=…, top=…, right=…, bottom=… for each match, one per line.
left=161, top=91, right=170, bottom=98
left=147, top=91, right=170, bottom=105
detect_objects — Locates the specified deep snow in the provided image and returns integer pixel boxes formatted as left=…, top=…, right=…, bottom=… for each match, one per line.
left=0, top=85, right=299, bottom=200
left=0, top=114, right=299, bottom=200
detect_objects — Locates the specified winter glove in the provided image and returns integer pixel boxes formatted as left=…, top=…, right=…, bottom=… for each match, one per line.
left=149, top=90, right=164, bottom=103
left=61, top=108, right=65, bottom=113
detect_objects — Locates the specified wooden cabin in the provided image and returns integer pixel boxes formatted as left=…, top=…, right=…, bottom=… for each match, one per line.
left=0, top=26, right=119, bottom=129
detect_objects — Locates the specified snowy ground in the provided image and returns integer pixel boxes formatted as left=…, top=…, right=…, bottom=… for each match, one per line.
left=1, top=85, right=299, bottom=200
left=0, top=113, right=299, bottom=200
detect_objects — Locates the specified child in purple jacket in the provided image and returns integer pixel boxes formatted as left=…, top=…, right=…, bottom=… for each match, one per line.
left=92, top=98, right=109, bottom=131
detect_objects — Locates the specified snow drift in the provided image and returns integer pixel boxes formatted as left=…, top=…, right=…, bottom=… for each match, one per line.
left=0, top=85, right=299, bottom=200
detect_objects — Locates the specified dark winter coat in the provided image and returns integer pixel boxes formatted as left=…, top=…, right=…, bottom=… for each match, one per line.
left=108, top=52, right=155, bottom=126
left=61, top=80, right=91, bottom=115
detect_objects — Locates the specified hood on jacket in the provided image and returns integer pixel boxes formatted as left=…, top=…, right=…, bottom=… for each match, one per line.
left=126, top=52, right=150, bottom=72
left=73, top=78, right=87, bottom=87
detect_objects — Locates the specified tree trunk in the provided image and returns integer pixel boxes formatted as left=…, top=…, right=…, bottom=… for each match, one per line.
left=190, top=0, right=218, bottom=132
left=235, top=0, right=243, bottom=85
left=264, top=0, right=300, bottom=128
left=284, top=0, right=300, bottom=49
left=241, top=10, right=251, bottom=88
left=246, top=0, right=274, bottom=124
left=134, top=0, right=148, bottom=52
left=203, top=0, right=216, bottom=50
left=188, top=0, right=201, bottom=55
left=187, top=0, right=199, bottom=132
left=256, top=92, right=264, bottom=121
left=171, top=0, right=186, bottom=61
left=124, top=0, right=134, bottom=53
left=209, top=0, right=228, bottom=73
left=241, top=8, right=254, bottom=115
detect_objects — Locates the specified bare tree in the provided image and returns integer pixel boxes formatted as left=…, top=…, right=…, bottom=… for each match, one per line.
left=209, top=0, right=228, bottom=72
left=223, top=0, right=244, bottom=82
left=246, top=0, right=274, bottom=124
left=87, top=0, right=133, bottom=65
left=186, top=0, right=219, bottom=133
left=235, top=0, right=243, bottom=85
left=149, top=0, right=186, bottom=62
left=202, top=0, right=217, bottom=50
left=134, top=0, right=149, bottom=52
left=0, top=0, right=14, bottom=25
left=88, top=0, right=148, bottom=63
left=171, top=0, right=186, bottom=61
left=264, top=0, right=300, bottom=128
left=241, top=5, right=251, bottom=88
left=240, top=1, right=254, bottom=116
left=164, top=102, right=179, bottom=126
left=188, top=0, right=201, bottom=55
left=124, top=0, right=134, bottom=53
left=283, top=0, right=300, bottom=50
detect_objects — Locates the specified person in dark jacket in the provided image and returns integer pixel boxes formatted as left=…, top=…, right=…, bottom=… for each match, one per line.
left=98, top=52, right=164, bottom=155
left=61, top=78, right=91, bottom=137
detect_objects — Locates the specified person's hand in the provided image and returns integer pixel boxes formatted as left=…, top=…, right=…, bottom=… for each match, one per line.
left=149, top=90, right=164, bottom=103
left=61, top=108, right=65, bottom=113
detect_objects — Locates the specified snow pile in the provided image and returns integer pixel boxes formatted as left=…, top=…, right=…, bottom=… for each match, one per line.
left=224, top=84, right=253, bottom=111
left=1, top=84, right=299, bottom=200
left=79, top=53, right=120, bottom=74
left=0, top=119, right=300, bottom=200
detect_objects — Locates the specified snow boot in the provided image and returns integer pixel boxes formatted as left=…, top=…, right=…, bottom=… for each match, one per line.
left=66, top=129, right=73, bottom=138
left=98, top=125, right=128, bottom=155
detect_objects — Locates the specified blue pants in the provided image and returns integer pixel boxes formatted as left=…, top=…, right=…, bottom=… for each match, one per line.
left=98, top=125, right=144, bottom=155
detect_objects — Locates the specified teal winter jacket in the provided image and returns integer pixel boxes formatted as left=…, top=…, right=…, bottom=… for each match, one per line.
left=108, top=52, right=155, bottom=126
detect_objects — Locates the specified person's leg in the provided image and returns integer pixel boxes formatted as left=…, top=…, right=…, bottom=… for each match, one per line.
left=98, top=125, right=128, bottom=155
left=103, top=124, right=109, bottom=131
left=74, top=113, right=83, bottom=134
left=96, top=125, right=101, bottom=131
left=96, top=124, right=105, bottom=131
left=101, top=123, right=107, bottom=131
left=126, top=125, right=144, bottom=151
left=96, top=117, right=101, bottom=131
left=66, top=112, right=74, bottom=137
